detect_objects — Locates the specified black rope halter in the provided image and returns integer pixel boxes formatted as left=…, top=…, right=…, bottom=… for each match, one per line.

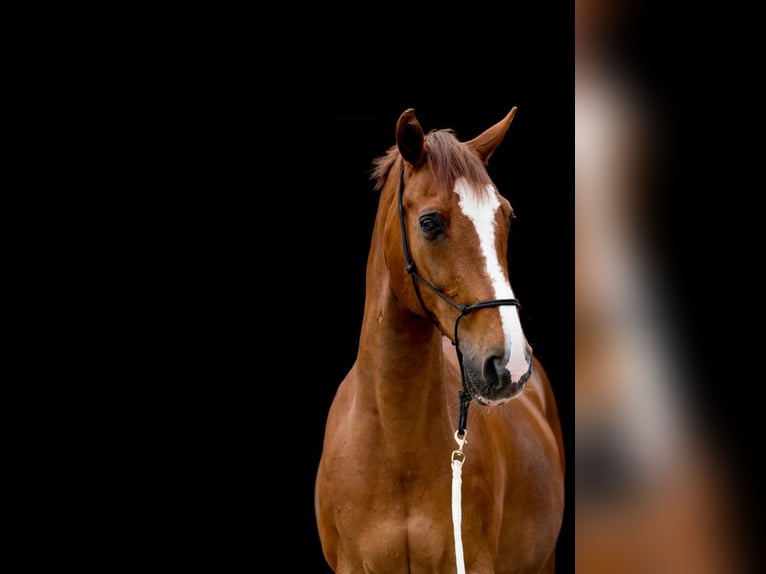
left=396, top=163, right=521, bottom=436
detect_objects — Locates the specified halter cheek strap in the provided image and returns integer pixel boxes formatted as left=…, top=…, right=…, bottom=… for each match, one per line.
left=397, top=163, right=521, bottom=436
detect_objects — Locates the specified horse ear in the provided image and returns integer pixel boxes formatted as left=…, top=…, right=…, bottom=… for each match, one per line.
left=396, top=108, right=426, bottom=166
left=465, top=107, right=518, bottom=165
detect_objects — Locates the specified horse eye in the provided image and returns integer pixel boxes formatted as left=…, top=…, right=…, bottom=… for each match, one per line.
left=419, top=215, right=443, bottom=238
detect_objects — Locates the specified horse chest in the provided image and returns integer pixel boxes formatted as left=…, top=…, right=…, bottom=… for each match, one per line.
left=337, top=505, right=454, bottom=572
left=336, top=452, right=453, bottom=519
left=325, top=451, right=457, bottom=568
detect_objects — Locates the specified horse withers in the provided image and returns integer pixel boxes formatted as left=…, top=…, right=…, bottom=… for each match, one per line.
left=315, top=108, right=565, bottom=573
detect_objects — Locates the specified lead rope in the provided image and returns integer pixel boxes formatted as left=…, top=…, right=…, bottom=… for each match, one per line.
left=451, top=431, right=467, bottom=574
left=452, top=315, right=471, bottom=574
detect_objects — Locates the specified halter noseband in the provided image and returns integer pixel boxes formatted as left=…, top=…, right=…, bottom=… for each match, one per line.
left=397, top=163, right=521, bottom=436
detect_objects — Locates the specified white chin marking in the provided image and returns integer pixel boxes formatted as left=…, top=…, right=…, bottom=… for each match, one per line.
left=454, top=178, right=529, bottom=382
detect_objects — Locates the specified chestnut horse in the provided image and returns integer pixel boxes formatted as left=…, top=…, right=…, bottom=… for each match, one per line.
left=315, top=108, right=565, bottom=573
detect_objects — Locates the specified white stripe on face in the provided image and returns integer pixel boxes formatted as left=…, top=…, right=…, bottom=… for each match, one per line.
left=454, top=177, right=529, bottom=382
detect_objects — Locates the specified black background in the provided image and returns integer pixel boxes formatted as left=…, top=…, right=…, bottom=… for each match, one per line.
left=115, top=9, right=573, bottom=572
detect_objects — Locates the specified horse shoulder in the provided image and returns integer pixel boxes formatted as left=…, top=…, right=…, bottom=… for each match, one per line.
left=315, top=365, right=362, bottom=570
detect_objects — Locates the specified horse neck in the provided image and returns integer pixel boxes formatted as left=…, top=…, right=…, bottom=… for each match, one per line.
left=353, top=199, right=454, bottom=445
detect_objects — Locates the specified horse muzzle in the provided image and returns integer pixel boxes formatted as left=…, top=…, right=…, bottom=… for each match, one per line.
left=463, top=352, right=532, bottom=405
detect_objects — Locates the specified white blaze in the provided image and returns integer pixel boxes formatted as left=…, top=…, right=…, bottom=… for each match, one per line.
left=454, top=178, right=529, bottom=382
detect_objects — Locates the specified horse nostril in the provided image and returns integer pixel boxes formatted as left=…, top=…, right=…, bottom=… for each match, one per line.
left=483, top=355, right=511, bottom=390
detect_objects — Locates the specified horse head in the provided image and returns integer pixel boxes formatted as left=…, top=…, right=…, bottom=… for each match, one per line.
left=379, top=107, right=532, bottom=405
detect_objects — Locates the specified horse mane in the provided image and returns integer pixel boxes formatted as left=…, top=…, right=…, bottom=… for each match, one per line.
left=370, top=129, right=494, bottom=198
